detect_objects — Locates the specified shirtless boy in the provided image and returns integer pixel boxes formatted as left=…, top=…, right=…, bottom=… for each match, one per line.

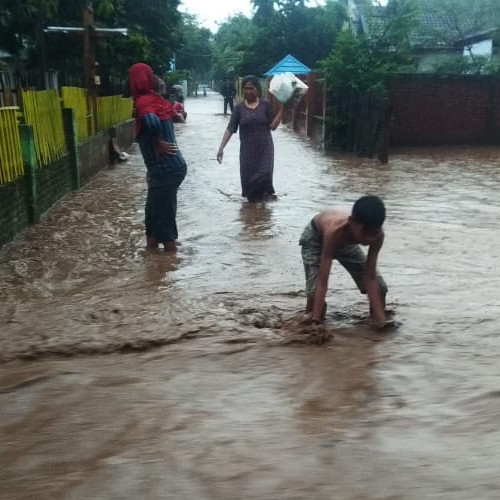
left=299, top=195, right=388, bottom=328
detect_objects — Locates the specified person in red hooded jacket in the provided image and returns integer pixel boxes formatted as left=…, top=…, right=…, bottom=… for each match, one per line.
left=129, top=63, right=187, bottom=252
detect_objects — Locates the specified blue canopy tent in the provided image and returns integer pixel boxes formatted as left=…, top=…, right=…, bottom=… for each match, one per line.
left=264, top=54, right=312, bottom=76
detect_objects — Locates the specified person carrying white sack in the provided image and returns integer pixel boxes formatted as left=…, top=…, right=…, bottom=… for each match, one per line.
left=216, top=75, right=285, bottom=202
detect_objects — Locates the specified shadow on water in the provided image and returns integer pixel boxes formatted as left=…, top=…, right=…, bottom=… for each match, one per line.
left=1, top=91, right=500, bottom=499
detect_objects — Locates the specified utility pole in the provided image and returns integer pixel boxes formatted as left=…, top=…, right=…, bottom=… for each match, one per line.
left=36, top=0, right=48, bottom=89
left=44, top=2, right=127, bottom=134
left=83, top=2, right=97, bottom=135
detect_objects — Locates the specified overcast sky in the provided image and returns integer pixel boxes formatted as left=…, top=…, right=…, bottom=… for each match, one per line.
left=179, top=0, right=253, bottom=32
left=179, top=0, right=328, bottom=32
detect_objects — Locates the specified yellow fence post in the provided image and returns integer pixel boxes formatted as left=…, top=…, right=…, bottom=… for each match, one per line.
left=0, top=107, right=24, bottom=186
left=21, top=89, right=67, bottom=168
left=95, top=96, right=133, bottom=132
left=61, top=86, right=89, bottom=142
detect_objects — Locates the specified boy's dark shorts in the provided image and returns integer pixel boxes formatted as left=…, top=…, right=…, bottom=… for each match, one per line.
left=299, top=220, right=388, bottom=297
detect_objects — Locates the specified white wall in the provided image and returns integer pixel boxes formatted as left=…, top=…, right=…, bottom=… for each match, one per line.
left=463, top=39, right=493, bottom=58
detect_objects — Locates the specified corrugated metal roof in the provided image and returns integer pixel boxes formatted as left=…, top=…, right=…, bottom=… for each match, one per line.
left=264, top=54, right=312, bottom=76
left=355, top=0, right=497, bottom=50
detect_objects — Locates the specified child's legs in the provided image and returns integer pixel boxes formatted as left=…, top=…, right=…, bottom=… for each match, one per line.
left=301, top=247, right=320, bottom=311
left=335, top=244, right=388, bottom=301
left=299, top=222, right=323, bottom=315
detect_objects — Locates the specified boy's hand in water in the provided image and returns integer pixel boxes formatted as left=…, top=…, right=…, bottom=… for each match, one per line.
left=156, top=140, right=178, bottom=156
left=216, top=149, right=223, bottom=163
left=294, top=313, right=329, bottom=344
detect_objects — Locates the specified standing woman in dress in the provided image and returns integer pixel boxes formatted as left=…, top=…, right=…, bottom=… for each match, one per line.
left=217, top=75, right=284, bottom=202
left=129, top=63, right=187, bottom=252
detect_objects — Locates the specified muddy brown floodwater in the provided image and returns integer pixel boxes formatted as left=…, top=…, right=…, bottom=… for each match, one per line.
left=1, top=91, right=500, bottom=499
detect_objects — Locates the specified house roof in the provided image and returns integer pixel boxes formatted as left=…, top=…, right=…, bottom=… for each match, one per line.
left=264, top=54, right=312, bottom=76
left=411, top=3, right=479, bottom=49
left=355, top=4, right=386, bottom=39
left=352, top=0, right=498, bottom=50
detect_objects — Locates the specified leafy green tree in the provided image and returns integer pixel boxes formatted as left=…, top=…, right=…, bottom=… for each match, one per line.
left=0, top=0, right=117, bottom=56
left=320, top=0, right=418, bottom=151
left=321, top=0, right=418, bottom=96
left=1, top=0, right=184, bottom=87
left=119, top=0, right=182, bottom=73
left=251, top=0, right=276, bottom=25
left=0, top=0, right=54, bottom=55
left=212, top=14, right=262, bottom=79
left=277, top=1, right=347, bottom=69
left=175, top=14, right=213, bottom=83
left=432, top=55, right=500, bottom=75
left=214, top=0, right=346, bottom=77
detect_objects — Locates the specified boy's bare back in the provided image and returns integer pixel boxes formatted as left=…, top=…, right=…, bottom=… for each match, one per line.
left=313, top=209, right=351, bottom=247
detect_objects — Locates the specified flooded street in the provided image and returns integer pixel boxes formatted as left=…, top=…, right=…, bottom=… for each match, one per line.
left=1, top=91, right=500, bottom=499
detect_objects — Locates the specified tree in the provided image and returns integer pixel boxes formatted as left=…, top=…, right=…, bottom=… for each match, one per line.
left=0, top=0, right=54, bottom=56
left=251, top=0, right=276, bottom=25
left=0, top=0, right=185, bottom=88
left=175, top=14, right=213, bottom=83
left=321, top=0, right=418, bottom=96
left=214, top=0, right=346, bottom=77
left=211, top=14, right=262, bottom=79
left=0, top=0, right=118, bottom=56
left=319, top=0, right=418, bottom=151
left=277, top=1, right=347, bottom=70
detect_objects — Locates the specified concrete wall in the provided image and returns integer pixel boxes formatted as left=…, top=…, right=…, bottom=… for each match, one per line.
left=116, top=119, right=135, bottom=151
left=36, top=154, right=73, bottom=215
left=0, top=118, right=135, bottom=249
left=0, top=178, right=30, bottom=248
left=79, top=119, right=135, bottom=185
left=389, top=75, right=500, bottom=146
